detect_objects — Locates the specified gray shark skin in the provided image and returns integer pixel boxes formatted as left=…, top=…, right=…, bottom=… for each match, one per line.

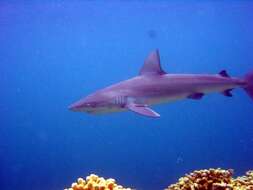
left=69, top=49, right=253, bottom=118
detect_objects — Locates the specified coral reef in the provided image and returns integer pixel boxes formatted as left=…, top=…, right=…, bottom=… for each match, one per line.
left=64, top=174, right=132, bottom=190
left=64, top=169, right=253, bottom=190
left=165, top=168, right=253, bottom=190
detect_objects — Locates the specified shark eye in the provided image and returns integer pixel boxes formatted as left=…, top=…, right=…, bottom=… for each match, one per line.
left=86, top=102, right=96, bottom=107
left=85, top=103, right=92, bottom=107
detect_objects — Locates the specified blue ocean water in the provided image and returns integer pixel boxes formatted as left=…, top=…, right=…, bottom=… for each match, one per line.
left=1, top=1, right=253, bottom=190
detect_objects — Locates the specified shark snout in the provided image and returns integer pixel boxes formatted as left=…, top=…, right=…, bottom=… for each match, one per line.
left=68, top=103, right=78, bottom=111
left=68, top=101, right=84, bottom=111
left=68, top=98, right=98, bottom=112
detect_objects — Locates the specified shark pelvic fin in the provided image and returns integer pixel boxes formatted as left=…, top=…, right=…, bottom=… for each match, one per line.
left=188, top=92, right=204, bottom=100
left=219, top=70, right=230, bottom=78
left=140, top=49, right=167, bottom=76
left=126, top=103, right=160, bottom=118
left=223, top=89, right=233, bottom=97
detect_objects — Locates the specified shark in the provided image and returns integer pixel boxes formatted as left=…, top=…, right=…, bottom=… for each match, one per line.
left=69, top=49, right=253, bottom=118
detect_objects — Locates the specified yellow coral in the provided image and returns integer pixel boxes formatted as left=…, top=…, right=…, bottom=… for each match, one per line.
left=232, top=170, right=253, bottom=190
left=65, top=169, right=253, bottom=190
left=165, top=169, right=253, bottom=190
left=64, top=174, right=132, bottom=190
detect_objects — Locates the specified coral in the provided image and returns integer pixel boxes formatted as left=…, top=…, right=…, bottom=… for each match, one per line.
left=64, top=169, right=253, bottom=190
left=64, top=174, right=132, bottom=190
left=232, top=170, right=253, bottom=190
left=165, top=168, right=253, bottom=190
left=165, top=168, right=234, bottom=190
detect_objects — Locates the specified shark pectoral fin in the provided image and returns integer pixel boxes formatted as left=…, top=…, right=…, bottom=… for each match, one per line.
left=126, top=103, right=160, bottom=118
left=188, top=92, right=204, bottom=100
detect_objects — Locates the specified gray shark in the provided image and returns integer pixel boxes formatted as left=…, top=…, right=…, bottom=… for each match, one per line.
left=69, top=49, right=253, bottom=118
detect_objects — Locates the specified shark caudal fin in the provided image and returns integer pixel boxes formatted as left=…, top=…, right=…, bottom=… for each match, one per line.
left=244, top=70, right=253, bottom=100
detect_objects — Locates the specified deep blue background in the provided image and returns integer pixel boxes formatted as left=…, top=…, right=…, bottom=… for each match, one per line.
left=1, top=1, right=253, bottom=190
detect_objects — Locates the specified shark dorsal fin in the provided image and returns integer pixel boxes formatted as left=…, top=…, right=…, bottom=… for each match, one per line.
left=139, top=49, right=167, bottom=76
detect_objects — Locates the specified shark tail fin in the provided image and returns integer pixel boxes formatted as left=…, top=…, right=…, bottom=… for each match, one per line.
left=244, top=70, right=253, bottom=100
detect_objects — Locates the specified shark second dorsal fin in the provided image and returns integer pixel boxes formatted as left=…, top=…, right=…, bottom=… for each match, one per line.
left=139, top=49, right=167, bottom=76
left=219, top=70, right=230, bottom=78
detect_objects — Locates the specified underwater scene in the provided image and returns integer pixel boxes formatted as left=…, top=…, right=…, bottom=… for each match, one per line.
left=1, top=1, right=253, bottom=190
